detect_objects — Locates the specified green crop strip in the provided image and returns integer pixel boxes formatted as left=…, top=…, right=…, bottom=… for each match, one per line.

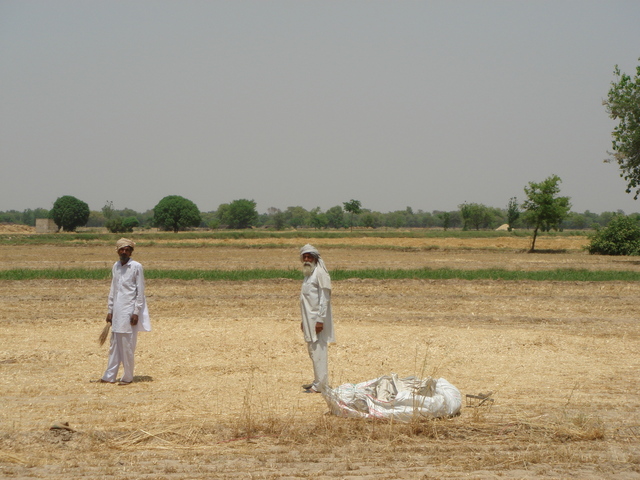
left=1, top=267, right=638, bottom=282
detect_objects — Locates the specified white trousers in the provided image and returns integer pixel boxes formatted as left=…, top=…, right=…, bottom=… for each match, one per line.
left=102, top=331, right=138, bottom=383
left=307, top=338, right=328, bottom=391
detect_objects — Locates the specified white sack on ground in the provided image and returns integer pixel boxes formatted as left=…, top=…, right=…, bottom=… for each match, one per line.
left=323, top=373, right=462, bottom=421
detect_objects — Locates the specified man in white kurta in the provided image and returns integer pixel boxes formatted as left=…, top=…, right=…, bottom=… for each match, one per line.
left=299, top=244, right=335, bottom=393
left=101, top=238, right=151, bottom=385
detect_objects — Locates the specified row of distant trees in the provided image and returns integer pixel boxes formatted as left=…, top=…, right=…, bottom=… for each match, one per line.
left=0, top=189, right=636, bottom=233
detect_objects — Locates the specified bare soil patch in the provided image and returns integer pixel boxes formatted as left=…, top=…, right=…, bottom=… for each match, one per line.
left=1, top=241, right=640, bottom=479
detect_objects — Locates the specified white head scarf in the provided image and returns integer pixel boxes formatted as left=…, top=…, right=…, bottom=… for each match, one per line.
left=116, top=238, right=135, bottom=252
left=300, top=244, right=331, bottom=288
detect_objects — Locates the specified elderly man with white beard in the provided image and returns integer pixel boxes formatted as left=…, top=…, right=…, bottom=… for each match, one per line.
left=299, top=244, right=335, bottom=393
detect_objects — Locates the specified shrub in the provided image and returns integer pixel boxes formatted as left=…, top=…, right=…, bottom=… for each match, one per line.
left=587, top=215, right=640, bottom=255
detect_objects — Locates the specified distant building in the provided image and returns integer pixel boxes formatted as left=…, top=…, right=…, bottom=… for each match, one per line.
left=35, top=218, right=57, bottom=233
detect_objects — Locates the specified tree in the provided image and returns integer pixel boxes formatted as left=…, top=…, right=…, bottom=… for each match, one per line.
left=273, top=211, right=287, bottom=230
left=521, top=175, right=571, bottom=253
left=361, top=212, right=381, bottom=229
left=459, top=202, right=493, bottom=230
left=325, top=205, right=345, bottom=229
left=284, top=206, right=309, bottom=229
left=438, top=211, right=451, bottom=231
left=220, top=199, right=258, bottom=229
left=506, top=197, right=520, bottom=231
left=604, top=60, right=640, bottom=198
left=102, top=201, right=115, bottom=221
left=343, top=199, right=362, bottom=231
left=50, top=195, right=90, bottom=232
left=309, top=207, right=328, bottom=230
left=587, top=215, right=640, bottom=255
left=153, top=195, right=201, bottom=233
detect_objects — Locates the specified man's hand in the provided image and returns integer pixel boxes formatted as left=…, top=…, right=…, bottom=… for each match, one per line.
left=315, top=322, right=324, bottom=334
left=130, top=314, right=139, bottom=326
left=106, top=313, right=112, bottom=323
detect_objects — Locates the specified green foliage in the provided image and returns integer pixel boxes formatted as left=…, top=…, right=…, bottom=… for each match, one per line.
left=102, top=201, right=115, bottom=221
left=522, top=175, right=571, bottom=252
left=506, top=197, right=519, bottom=231
left=269, top=211, right=285, bottom=230
left=284, top=206, right=309, bottom=229
left=105, top=217, right=125, bottom=233
left=587, top=215, right=640, bottom=255
left=50, top=195, right=90, bottom=232
left=106, top=216, right=139, bottom=233
left=122, top=217, right=139, bottom=230
left=153, top=195, right=201, bottom=233
left=20, top=208, right=49, bottom=227
left=439, top=212, right=451, bottom=231
left=604, top=60, right=640, bottom=198
left=3, top=266, right=639, bottom=282
left=459, top=202, right=493, bottom=230
left=361, top=212, right=381, bottom=229
left=343, top=199, right=362, bottom=231
left=220, top=199, right=258, bottom=229
left=309, top=208, right=328, bottom=230
left=325, top=205, right=345, bottom=229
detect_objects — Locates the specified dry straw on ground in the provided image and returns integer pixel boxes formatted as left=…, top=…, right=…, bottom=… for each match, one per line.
left=1, top=238, right=640, bottom=479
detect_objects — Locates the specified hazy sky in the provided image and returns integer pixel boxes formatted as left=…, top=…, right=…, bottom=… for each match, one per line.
left=2, top=1, right=640, bottom=215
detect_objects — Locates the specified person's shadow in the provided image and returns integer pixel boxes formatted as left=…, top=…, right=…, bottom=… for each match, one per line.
left=132, top=375, right=153, bottom=383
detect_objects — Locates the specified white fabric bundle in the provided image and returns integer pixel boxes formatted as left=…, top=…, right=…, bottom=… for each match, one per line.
left=323, top=373, right=462, bottom=421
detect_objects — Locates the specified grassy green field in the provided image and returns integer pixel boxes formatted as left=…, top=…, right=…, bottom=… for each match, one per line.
left=2, top=266, right=639, bottom=281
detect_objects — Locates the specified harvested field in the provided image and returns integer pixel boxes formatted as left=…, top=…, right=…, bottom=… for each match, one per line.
left=1, top=238, right=640, bottom=479
left=4, top=235, right=640, bottom=273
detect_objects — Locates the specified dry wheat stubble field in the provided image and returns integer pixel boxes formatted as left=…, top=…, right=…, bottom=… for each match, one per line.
left=1, top=235, right=640, bottom=479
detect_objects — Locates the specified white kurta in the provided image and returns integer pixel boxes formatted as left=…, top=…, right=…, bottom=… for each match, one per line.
left=102, top=258, right=150, bottom=383
left=300, top=265, right=334, bottom=391
left=107, top=259, right=151, bottom=333
left=300, top=266, right=334, bottom=343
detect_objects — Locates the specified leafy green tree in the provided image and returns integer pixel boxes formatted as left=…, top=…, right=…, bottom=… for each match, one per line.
left=0, top=210, right=22, bottom=224
left=153, top=195, right=201, bottom=233
left=361, top=211, right=382, bottom=229
left=326, top=205, right=345, bottom=229
left=284, top=206, right=309, bottom=229
left=273, top=211, right=287, bottom=230
left=604, top=60, right=640, bottom=198
left=343, top=199, right=362, bottom=231
left=459, top=202, right=492, bottom=230
left=416, top=210, right=435, bottom=228
left=506, top=197, right=520, bottom=231
left=221, top=199, right=258, bottom=229
left=521, top=175, right=571, bottom=252
left=215, top=203, right=230, bottom=226
left=438, top=211, right=451, bottom=231
left=50, top=195, right=90, bottom=232
left=309, top=207, right=328, bottom=229
left=587, top=215, right=640, bottom=255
